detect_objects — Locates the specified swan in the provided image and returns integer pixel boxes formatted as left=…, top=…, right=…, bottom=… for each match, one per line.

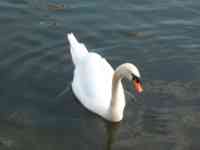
left=67, top=33, right=143, bottom=122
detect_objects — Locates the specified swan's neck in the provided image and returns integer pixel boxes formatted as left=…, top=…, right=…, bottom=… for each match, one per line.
left=110, top=68, right=126, bottom=122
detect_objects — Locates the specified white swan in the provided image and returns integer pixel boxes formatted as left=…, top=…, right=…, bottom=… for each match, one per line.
left=67, top=33, right=143, bottom=122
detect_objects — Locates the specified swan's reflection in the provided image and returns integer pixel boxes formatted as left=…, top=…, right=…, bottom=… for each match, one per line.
left=105, top=122, right=121, bottom=150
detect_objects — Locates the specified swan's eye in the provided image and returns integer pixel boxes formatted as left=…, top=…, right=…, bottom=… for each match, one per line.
left=132, top=74, right=140, bottom=81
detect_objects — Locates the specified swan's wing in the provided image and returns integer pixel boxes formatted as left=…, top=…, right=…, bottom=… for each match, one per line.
left=72, top=52, right=114, bottom=113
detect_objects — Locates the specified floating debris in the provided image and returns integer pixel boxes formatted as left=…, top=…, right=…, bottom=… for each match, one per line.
left=48, top=3, right=65, bottom=11
left=127, top=31, right=145, bottom=38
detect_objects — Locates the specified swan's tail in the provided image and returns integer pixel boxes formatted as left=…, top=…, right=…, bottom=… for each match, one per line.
left=67, top=33, right=88, bottom=65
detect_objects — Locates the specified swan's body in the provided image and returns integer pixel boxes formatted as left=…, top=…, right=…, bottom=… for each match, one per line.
left=67, top=33, right=143, bottom=122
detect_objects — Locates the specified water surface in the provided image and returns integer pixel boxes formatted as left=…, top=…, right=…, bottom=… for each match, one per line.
left=0, top=0, right=200, bottom=149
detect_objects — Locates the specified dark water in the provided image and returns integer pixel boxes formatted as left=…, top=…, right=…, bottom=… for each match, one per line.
left=1, top=0, right=200, bottom=149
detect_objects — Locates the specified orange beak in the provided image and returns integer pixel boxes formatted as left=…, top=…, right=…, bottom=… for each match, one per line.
left=133, top=80, right=143, bottom=93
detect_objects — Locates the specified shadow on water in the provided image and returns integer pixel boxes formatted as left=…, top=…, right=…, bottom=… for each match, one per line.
left=105, top=122, right=121, bottom=150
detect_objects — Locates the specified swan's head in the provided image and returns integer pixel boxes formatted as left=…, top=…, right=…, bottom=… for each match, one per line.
left=115, top=63, right=143, bottom=93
